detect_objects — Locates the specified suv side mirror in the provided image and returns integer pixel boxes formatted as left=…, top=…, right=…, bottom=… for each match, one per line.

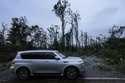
left=55, top=58, right=60, bottom=60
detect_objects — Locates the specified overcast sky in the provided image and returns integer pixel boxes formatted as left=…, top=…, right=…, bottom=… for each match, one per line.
left=0, top=0, right=125, bottom=36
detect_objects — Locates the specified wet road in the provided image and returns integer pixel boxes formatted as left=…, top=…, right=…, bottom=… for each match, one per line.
left=0, top=56, right=125, bottom=83
left=1, top=76, right=125, bottom=83
left=0, top=69, right=125, bottom=83
left=2, top=80, right=125, bottom=83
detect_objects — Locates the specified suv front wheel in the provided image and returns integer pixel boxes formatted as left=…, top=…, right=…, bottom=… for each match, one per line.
left=64, top=67, right=79, bottom=80
left=16, top=67, right=30, bottom=80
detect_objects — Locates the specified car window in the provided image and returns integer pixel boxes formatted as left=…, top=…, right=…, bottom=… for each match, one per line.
left=21, top=52, right=56, bottom=59
left=44, top=52, right=56, bottom=59
left=21, top=52, right=41, bottom=59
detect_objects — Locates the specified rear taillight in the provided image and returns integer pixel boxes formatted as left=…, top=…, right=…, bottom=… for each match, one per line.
left=10, top=60, right=15, bottom=69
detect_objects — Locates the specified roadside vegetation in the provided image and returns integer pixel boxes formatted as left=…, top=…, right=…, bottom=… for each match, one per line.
left=0, top=0, right=125, bottom=73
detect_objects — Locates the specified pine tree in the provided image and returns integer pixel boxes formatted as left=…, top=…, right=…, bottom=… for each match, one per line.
left=7, top=17, right=31, bottom=50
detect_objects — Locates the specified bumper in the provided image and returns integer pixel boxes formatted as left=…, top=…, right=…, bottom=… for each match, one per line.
left=79, top=63, right=85, bottom=73
left=79, top=65, right=85, bottom=77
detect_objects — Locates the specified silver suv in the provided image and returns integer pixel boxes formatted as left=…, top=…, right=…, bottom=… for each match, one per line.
left=10, top=50, right=84, bottom=79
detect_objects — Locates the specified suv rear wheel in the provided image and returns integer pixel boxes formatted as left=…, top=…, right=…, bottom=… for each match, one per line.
left=64, top=67, right=79, bottom=80
left=16, top=67, right=30, bottom=80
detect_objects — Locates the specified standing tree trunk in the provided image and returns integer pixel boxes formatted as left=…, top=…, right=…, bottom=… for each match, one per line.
left=61, top=14, right=65, bottom=47
left=73, top=13, right=80, bottom=48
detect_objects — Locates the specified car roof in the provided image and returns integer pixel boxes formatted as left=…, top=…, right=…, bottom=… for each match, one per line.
left=18, top=50, right=58, bottom=54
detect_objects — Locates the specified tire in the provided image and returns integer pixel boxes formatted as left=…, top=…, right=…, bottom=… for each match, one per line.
left=64, top=67, right=79, bottom=80
left=16, top=67, right=30, bottom=80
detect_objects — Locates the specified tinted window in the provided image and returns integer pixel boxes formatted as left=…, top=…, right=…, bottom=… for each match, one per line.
left=21, top=52, right=56, bottom=59
left=44, top=52, right=56, bottom=59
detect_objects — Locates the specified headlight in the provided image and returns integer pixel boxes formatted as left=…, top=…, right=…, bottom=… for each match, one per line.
left=78, top=60, right=84, bottom=64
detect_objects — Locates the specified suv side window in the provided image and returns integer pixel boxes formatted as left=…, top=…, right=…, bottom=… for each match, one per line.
left=21, top=52, right=56, bottom=59
left=21, top=52, right=42, bottom=59
left=43, top=52, right=56, bottom=59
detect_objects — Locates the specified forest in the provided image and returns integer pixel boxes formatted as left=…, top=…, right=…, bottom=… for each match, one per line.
left=0, top=0, right=125, bottom=72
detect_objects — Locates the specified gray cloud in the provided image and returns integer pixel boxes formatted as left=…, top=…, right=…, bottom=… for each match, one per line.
left=0, top=0, right=125, bottom=36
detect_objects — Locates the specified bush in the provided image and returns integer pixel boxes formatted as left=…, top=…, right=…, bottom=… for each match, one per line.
left=100, top=37, right=125, bottom=73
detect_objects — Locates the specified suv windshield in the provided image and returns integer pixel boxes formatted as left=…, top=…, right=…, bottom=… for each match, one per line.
left=56, top=51, right=66, bottom=59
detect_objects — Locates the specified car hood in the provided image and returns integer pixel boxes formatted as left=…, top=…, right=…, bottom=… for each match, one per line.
left=63, top=56, right=83, bottom=62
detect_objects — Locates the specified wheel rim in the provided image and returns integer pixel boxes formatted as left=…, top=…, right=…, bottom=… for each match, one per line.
left=66, top=68, right=78, bottom=79
left=17, top=69, right=29, bottom=79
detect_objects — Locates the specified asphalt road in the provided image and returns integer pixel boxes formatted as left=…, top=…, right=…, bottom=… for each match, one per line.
left=3, top=79, right=125, bottom=83
left=0, top=56, right=125, bottom=83
left=0, top=71, right=125, bottom=83
left=0, top=66, right=125, bottom=83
